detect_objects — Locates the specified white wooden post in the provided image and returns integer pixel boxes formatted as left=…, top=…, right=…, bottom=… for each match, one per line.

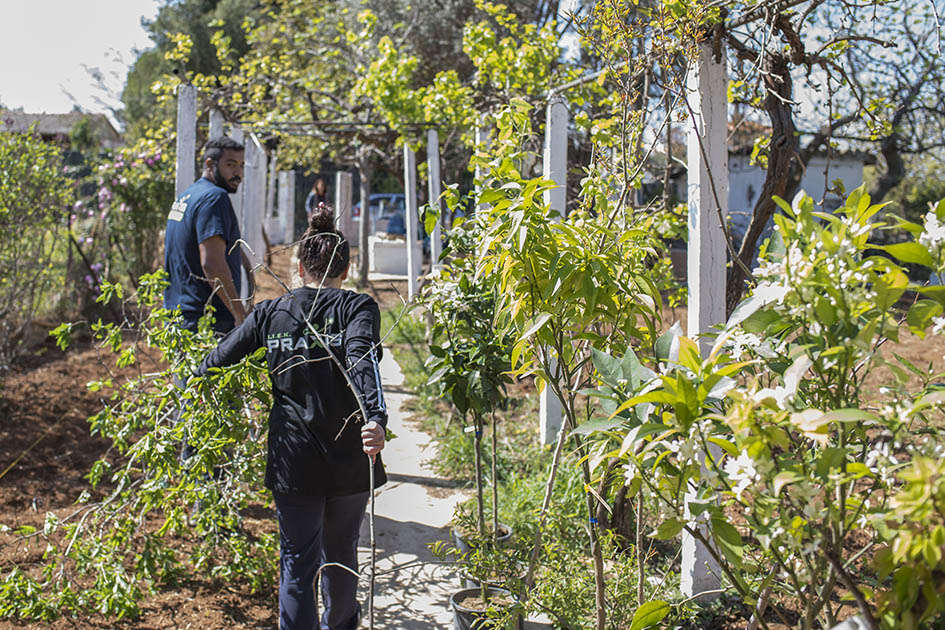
left=426, top=129, right=443, bottom=269
left=240, top=131, right=266, bottom=269
left=544, top=97, right=568, bottom=217
left=403, top=144, right=421, bottom=299
left=266, top=150, right=281, bottom=244
left=229, top=127, right=244, bottom=240
left=539, top=96, right=568, bottom=446
left=174, top=85, right=197, bottom=197
left=681, top=41, right=728, bottom=600
left=209, top=108, right=224, bottom=140
left=475, top=120, right=491, bottom=212
left=278, top=171, right=296, bottom=245
left=335, top=171, right=354, bottom=241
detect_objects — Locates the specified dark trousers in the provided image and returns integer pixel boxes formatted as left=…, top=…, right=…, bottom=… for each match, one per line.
left=274, top=490, right=368, bottom=630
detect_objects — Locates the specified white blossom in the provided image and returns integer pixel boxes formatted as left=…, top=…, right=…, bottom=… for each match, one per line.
left=723, top=450, right=759, bottom=501
left=920, top=210, right=945, bottom=257
left=933, top=315, right=945, bottom=336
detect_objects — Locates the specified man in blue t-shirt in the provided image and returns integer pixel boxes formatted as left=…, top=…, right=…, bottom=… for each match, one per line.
left=164, top=137, right=249, bottom=334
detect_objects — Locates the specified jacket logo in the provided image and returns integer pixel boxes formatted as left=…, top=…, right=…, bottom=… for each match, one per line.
left=266, top=331, right=342, bottom=353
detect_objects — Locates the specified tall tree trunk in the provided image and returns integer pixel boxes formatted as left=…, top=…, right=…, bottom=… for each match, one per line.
left=725, top=52, right=803, bottom=314
left=868, top=76, right=927, bottom=203
left=868, top=133, right=906, bottom=203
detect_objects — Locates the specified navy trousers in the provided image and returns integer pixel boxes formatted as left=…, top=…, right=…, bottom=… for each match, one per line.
left=273, top=490, right=368, bottom=630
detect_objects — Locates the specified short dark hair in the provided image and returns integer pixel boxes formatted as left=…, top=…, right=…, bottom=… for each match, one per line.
left=203, top=136, right=244, bottom=164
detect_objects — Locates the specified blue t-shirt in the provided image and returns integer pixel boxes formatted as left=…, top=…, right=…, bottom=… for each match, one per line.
left=164, top=177, right=242, bottom=333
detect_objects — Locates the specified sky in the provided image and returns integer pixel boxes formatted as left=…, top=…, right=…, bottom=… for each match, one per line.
left=0, top=0, right=160, bottom=122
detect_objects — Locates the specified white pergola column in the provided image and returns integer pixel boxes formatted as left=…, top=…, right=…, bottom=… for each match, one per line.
left=265, top=150, right=281, bottom=244
left=174, top=85, right=197, bottom=197
left=240, top=131, right=266, bottom=269
left=278, top=171, right=296, bottom=245
left=681, top=41, right=728, bottom=601
left=209, top=108, right=224, bottom=140
left=335, top=171, right=354, bottom=241
left=474, top=121, right=491, bottom=213
left=426, top=129, right=444, bottom=268
left=229, top=127, right=244, bottom=241
left=403, top=144, right=421, bottom=299
left=539, top=96, right=568, bottom=445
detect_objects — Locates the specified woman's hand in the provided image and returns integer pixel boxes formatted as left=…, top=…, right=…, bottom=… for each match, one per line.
left=361, top=421, right=385, bottom=457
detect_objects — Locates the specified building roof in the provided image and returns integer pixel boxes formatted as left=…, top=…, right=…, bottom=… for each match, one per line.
left=0, top=110, right=122, bottom=147
left=727, top=116, right=872, bottom=161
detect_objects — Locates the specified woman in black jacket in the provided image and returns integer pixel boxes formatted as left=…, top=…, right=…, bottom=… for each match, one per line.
left=198, top=208, right=387, bottom=630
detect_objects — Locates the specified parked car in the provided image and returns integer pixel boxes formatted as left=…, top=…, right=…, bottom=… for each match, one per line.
left=352, top=193, right=406, bottom=234
left=351, top=192, right=429, bottom=254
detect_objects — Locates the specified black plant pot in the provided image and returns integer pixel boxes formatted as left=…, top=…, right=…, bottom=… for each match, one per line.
left=450, top=586, right=524, bottom=630
left=460, top=561, right=526, bottom=591
left=452, top=522, right=513, bottom=555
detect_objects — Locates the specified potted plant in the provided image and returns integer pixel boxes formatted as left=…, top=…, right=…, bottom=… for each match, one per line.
left=421, top=217, right=520, bottom=627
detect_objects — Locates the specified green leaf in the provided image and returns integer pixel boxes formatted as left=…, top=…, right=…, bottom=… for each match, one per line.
left=652, top=519, right=684, bottom=540
left=711, top=517, right=743, bottom=563
left=573, top=417, right=623, bottom=436
left=619, top=423, right=668, bottom=456
left=423, top=203, right=439, bottom=236
left=817, top=409, right=880, bottom=424
left=520, top=312, right=551, bottom=340
left=621, top=347, right=656, bottom=389
left=816, top=447, right=847, bottom=478
left=655, top=322, right=682, bottom=361
left=773, top=471, right=800, bottom=496
left=676, top=336, right=701, bottom=371
left=591, top=348, right=621, bottom=386
left=629, top=600, right=671, bottom=630
left=881, top=242, right=935, bottom=267
left=907, top=299, right=943, bottom=333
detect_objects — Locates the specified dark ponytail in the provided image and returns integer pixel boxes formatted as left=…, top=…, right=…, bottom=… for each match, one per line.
left=298, top=205, right=349, bottom=280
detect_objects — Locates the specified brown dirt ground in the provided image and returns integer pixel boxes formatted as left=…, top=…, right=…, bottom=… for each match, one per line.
left=3, top=245, right=945, bottom=628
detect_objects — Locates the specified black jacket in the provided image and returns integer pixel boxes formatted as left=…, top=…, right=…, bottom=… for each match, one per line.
left=198, top=286, right=388, bottom=496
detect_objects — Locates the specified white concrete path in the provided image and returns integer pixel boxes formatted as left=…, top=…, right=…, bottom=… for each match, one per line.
left=356, top=348, right=468, bottom=629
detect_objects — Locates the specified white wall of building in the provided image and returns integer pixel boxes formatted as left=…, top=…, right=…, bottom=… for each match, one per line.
left=727, top=154, right=864, bottom=216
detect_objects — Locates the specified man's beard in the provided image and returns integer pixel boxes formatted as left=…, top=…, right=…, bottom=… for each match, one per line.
left=214, top=163, right=241, bottom=193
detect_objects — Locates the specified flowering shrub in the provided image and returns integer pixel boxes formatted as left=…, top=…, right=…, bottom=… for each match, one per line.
left=585, top=188, right=945, bottom=629
left=70, top=123, right=176, bottom=295
left=97, top=124, right=176, bottom=282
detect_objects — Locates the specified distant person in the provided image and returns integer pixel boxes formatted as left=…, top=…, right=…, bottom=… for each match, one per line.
left=305, top=177, right=330, bottom=219
left=197, top=207, right=387, bottom=630
left=164, top=136, right=251, bottom=334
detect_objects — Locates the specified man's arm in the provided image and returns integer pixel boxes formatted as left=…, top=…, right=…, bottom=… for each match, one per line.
left=199, top=235, right=247, bottom=326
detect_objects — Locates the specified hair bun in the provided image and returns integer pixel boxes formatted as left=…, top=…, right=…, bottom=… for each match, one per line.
left=308, top=205, right=335, bottom=233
